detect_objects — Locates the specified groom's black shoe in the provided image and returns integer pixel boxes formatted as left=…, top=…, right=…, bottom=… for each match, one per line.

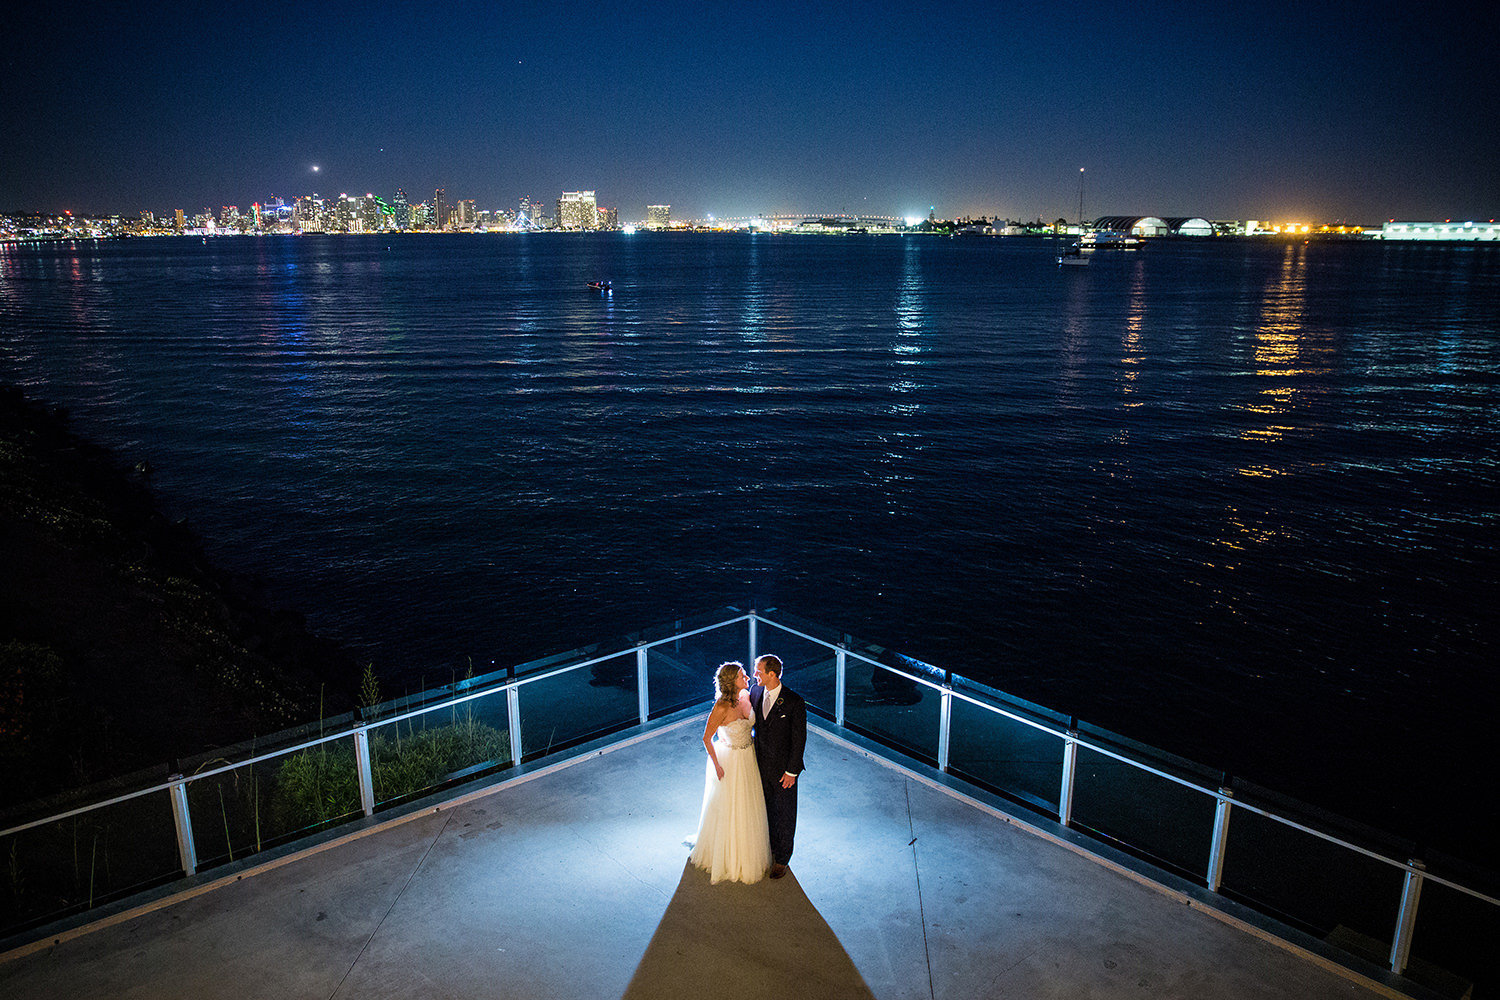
left=770, top=863, right=789, bottom=879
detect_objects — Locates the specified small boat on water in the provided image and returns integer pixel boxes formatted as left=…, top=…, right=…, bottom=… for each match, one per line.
left=1080, top=230, right=1141, bottom=250
left=587, top=280, right=611, bottom=292
left=1057, top=243, right=1089, bottom=266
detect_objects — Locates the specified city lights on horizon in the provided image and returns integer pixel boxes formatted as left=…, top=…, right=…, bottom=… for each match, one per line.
left=4, top=184, right=1496, bottom=243
left=1, top=164, right=1438, bottom=236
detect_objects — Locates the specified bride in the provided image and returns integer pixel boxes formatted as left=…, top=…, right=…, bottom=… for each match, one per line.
left=689, top=662, right=772, bottom=884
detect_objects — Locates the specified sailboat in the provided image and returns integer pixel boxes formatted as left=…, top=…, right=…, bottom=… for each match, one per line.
left=1058, top=168, right=1091, bottom=266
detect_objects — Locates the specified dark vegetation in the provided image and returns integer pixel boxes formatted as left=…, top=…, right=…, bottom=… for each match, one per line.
left=0, top=385, right=361, bottom=805
left=0, top=390, right=522, bottom=931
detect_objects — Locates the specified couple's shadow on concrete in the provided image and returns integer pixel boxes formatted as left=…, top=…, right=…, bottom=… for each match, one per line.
left=623, top=862, right=876, bottom=1000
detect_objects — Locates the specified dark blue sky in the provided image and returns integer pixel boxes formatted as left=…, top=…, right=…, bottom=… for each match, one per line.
left=4, top=1, right=1496, bottom=223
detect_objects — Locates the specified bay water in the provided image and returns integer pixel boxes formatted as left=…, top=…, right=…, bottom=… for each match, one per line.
left=2, top=232, right=1496, bottom=859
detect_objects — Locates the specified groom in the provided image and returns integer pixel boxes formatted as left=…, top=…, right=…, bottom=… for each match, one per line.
left=750, top=654, right=807, bottom=879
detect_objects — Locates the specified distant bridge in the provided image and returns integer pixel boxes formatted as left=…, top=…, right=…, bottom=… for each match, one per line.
left=679, top=212, right=911, bottom=226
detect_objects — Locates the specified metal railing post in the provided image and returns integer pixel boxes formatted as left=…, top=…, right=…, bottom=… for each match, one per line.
left=507, top=683, right=523, bottom=766
left=636, top=644, right=650, bottom=725
left=1059, top=729, right=1079, bottom=827
left=835, top=646, right=847, bottom=727
left=938, top=685, right=953, bottom=772
left=168, top=776, right=197, bottom=877
left=1207, top=788, right=1233, bottom=892
left=1390, top=859, right=1425, bottom=974
left=354, top=730, right=376, bottom=817
left=748, top=613, right=758, bottom=668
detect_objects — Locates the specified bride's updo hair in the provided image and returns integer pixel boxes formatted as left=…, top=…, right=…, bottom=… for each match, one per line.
left=714, top=661, right=743, bottom=705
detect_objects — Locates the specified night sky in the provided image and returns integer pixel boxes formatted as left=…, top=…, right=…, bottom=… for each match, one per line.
left=3, top=1, right=1496, bottom=223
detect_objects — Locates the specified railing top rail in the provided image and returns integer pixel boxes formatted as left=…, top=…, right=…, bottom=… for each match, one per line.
left=361, top=615, right=748, bottom=734
left=4, top=608, right=1495, bottom=911
left=640, top=613, right=753, bottom=650
left=751, top=615, right=949, bottom=688
left=0, top=724, right=363, bottom=839
left=747, top=612, right=1499, bottom=907
left=3, top=613, right=756, bottom=839
left=945, top=686, right=1499, bottom=899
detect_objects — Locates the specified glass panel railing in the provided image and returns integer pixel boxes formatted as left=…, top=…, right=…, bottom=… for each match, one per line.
left=946, top=698, right=1065, bottom=814
left=842, top=662, right=941, bottom=764
left=953, top=673, right=1071, bottom=730
left=473, top=607, right=747, bottom=695
left=519, top=655, right=637, bottom=758
left=177, top=713, right=358, bottom=778
left=792, top=647, right=839, bottom=719
left=1075, top=720, right=1222, bottom=788
left=5, top=603, right=1497, bottom=985
left=755, top=619, right=839, bottom=717
left=1070, top=745, right=1217, bottom=879
left=365, top=693, right=512, bottom=808
left=1406, top=879, right=1499, bottom=997
left=247, top=736, right=364, bottom=831
left=185, top=741, right=360, bottom=867
left=634, top=606, right=750, bottom=649
left=0, top=791, right=179, bottom=936
left=755, top=607, right=848, bottom=648
left=1220, top=807, right=1405, bottom=956
left=647, top=618, right=748, bottom=719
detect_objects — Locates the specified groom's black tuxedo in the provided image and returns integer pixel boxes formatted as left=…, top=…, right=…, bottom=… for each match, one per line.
left=750, top=682, right=806, bottom=866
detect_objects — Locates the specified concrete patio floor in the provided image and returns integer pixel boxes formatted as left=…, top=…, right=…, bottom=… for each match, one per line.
left=0, top=716, right=1410, bottom=999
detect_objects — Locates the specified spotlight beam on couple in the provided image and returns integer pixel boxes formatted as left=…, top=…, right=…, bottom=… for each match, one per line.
left=627, top=654, right=871, bottom=999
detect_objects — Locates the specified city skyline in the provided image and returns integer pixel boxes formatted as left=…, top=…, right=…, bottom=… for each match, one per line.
left=3, top=2, right=1496, bottom=222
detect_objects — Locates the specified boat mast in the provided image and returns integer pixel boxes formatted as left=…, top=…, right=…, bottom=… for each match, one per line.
left=1078, top=167, right=1085, bottom=234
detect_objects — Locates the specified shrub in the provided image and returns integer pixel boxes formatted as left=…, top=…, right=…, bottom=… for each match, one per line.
left=270, top=717, right=509, bottom=829
left=371, top=718, right=509, bottom=802
left=272, top=743, right=360, bottom=830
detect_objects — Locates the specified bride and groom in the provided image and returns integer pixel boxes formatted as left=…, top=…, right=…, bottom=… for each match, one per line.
left=689, top=654, right=807, bottom=884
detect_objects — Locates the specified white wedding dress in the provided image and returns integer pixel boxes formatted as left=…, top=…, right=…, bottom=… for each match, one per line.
left=689, top=717, right=772, bottom=884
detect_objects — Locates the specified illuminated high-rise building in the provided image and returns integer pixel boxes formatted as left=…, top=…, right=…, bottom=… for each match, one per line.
left=334, top=193, right=358, bottom=232
left=557, top=191, right=598, bottom=229
left=392, top=189, right=410, bottom=229
left=646, top=205, right=670, bottom=229
left=174, top=209, right=185, bottom=231
left=293, top=195, right=324, bottom=229
left=357, top=194, right=382, bottom=232
left=434, top=188, right=447, bottom=230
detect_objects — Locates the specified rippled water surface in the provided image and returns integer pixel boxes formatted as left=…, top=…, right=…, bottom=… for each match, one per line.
left=2, top=233, right=1497, bottom=849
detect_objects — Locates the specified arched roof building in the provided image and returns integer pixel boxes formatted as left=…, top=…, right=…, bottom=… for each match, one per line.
left=1165, top=217, right=1213, bottom=236
left=1091, top=216, right=1212, bottom=236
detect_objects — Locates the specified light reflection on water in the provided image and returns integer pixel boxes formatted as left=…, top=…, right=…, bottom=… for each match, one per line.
left=1, top=233, right=1497, bottom=847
